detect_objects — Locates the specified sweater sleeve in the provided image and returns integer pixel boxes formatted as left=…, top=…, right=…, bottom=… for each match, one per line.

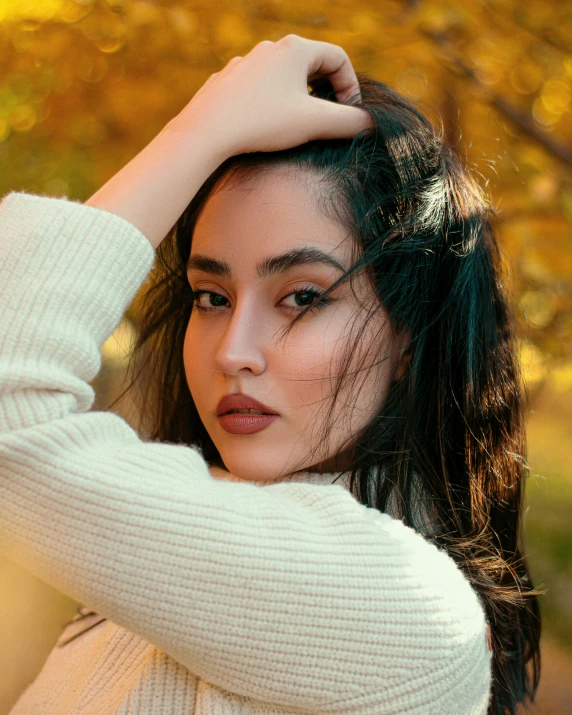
left=0, top=192, right=491, bottom=713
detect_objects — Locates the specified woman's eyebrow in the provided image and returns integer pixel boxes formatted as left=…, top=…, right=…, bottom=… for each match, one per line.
left=186, top=247, right=346, bottom=278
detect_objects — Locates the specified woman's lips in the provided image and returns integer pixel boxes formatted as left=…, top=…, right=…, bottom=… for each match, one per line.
left=216, top=393, right=279, bottom=433
left=216, top=393, right=278, bottom=417
left=218, top=413, right=278, bottom=434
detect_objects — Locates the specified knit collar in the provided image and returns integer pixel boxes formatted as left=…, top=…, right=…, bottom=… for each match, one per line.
left=211, top=467, right=438, bottom=535
left=273, top=470, right=351, bottom=489
left=209, top=466, right=351, bottom=491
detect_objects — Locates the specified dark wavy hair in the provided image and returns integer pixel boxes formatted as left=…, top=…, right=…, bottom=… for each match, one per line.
left=74, top=75, right=541, bottom=714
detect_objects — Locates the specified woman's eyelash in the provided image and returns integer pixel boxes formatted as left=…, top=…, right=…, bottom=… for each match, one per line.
left=283, top=285, right=334, bottom=312
left=189, top=289, right=229, bottom=311
left=181, top=285, right=333, bottom=313
left=180, top=287, right=229, bottom=311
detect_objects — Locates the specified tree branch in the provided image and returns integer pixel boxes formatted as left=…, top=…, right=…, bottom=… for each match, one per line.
left=423, top=30, right=572, bottom=168
left=482, top=0, right=571, bottom=56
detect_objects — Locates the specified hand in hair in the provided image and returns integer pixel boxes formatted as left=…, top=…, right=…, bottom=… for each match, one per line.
left=84, top=35, right=373, bottom=248
left=175, top=34, right=375, bottom=156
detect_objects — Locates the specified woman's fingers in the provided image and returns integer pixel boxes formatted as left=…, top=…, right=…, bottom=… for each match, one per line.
left=307, top=95, right=374, bottom=139
left=176, top=33, right=372, bottom=155
left=281, top=34, right=362, bottom=104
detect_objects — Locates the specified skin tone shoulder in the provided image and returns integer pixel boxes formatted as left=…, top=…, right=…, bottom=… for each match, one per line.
left=184, top=165, right=406, bottom=482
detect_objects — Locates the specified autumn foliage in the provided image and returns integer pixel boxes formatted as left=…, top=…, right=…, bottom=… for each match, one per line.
left=0, top=0, right=570, bottom=371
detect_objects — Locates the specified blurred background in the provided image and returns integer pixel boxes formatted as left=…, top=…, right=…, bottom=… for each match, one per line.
left=0, top=0, right=570, bottom=712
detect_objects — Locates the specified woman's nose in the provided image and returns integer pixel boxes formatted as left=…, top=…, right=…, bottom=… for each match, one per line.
left=213, top=302, right=267, bottom=376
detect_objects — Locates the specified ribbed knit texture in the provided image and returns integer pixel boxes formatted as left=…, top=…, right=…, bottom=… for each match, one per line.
left=0, top=191, right=492, bottom=714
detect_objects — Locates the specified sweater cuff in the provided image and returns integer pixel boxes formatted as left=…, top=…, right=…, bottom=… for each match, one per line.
left=0, top=191, right=156, bottom=430
left=0, top=191, right=156, bottom=347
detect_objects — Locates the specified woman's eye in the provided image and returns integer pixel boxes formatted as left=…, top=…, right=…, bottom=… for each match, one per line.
left=192, top=290, right=229, bottom=311
left=186, top=287, right=333, bottom=314
left=280, top=288, right=332, bottom=311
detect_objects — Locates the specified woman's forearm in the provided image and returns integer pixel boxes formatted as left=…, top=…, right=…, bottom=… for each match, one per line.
left=84, top=117, right=229, bottom=250
left=83, top=37, right=372, bottom=250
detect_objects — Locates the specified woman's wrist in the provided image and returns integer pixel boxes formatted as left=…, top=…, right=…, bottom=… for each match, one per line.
left=84, top=117, right=230, bottom=249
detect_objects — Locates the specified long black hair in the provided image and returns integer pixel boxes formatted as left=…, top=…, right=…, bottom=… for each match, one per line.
left=74, top=75, right=541, bottom=714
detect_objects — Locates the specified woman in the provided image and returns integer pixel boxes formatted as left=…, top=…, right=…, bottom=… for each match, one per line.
left=0, top=35, right=540, bottom=714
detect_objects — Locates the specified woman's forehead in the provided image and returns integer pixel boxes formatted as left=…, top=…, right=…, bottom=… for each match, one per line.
left=190, top=167, right=354, bottom=269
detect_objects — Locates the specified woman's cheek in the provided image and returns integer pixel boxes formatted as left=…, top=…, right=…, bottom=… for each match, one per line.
left=282, top=311, right=350, bottom=406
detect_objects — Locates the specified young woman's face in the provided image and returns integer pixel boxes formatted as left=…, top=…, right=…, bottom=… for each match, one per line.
left=183, top=167, right=403, bottom=482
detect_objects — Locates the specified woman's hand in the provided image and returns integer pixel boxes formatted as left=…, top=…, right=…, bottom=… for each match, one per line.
left=85, top=34, right=372, bottom=248
left=172, top=34, right=374, bottom=156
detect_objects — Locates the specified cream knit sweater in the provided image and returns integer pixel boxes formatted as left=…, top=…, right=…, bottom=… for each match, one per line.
left=0, top=192, right=492, bottom=714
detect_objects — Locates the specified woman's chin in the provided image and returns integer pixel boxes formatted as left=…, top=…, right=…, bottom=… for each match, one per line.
left=215, top=449, right=306, bottom=484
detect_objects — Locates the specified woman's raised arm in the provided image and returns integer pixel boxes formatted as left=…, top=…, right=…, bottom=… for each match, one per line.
left=84, top=35, right=373, bottom=248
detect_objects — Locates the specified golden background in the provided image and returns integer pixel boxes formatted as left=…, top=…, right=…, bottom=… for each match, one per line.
left=0, top=0, right=571, bottom=712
